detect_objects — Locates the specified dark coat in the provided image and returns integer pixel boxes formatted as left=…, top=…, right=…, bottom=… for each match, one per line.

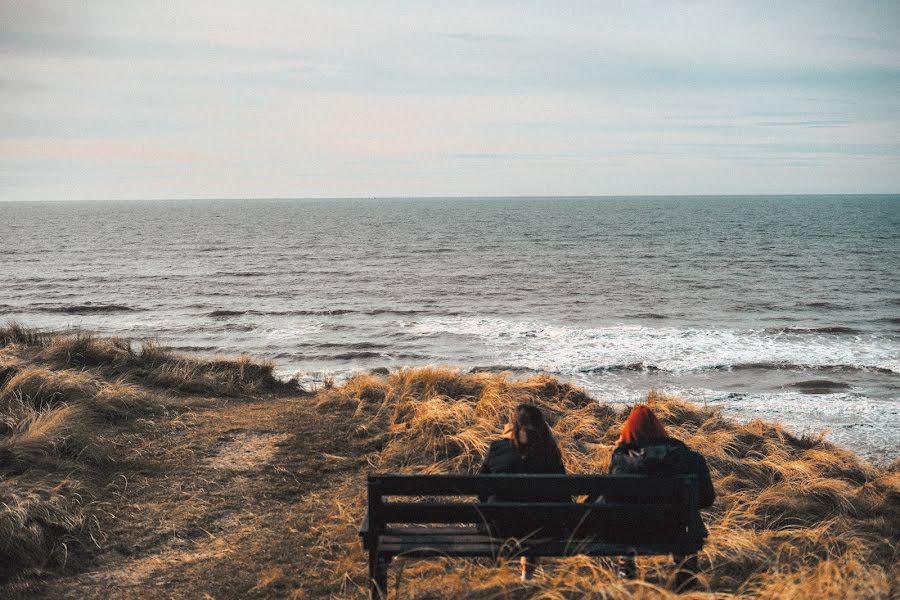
left=607, top=437, right=715, bottom=537
left=607, top=437, right=715, bottom=507
left=478, top=438, right=567, bottom=502
left=477, top=438, right=568, bottom=537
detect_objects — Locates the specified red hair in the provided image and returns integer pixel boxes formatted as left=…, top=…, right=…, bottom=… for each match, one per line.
left=617, top=405, right=668, bottom=445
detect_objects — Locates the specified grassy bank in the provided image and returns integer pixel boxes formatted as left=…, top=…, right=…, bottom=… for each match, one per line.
left=0, top=322, right=296, bottom=581
left=0, top=323, right=897, bottom=598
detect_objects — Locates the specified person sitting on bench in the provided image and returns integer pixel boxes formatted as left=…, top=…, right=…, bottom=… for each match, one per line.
left=606, top=405, right=715, bottom=589
left=479, top=403, right=566, bottom=581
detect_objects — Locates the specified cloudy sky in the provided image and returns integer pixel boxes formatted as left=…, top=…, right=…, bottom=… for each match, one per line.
left=2, top=1, right=899, bottom=200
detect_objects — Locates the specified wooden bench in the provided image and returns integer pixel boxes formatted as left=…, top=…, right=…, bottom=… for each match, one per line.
left=359, top=473, right=704, bottom=599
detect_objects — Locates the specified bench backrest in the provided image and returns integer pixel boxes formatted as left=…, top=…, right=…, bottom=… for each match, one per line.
left=365, top=473, right=703, bottom=552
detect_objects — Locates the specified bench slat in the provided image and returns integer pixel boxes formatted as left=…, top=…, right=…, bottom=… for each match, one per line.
left=379, top=501, right=687, bottom=526
left=376, top=540, right=702, bottom=557
left=370, top=474, right=693, bottom=498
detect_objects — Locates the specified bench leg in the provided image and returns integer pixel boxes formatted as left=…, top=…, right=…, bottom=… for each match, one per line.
left=616, top=555, right=637, bottom=579
left=369, top=550, right=389, bottom=599
left=673, top=554, right=699, bottom=591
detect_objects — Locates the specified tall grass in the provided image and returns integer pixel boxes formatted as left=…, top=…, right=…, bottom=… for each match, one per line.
left=315, top=367, right=899, bottom=599
left=37, top=333, right=293, bottom=395
left=0, top=323, right=297, bottom=578
left=0, top=322, right=50, bottom=348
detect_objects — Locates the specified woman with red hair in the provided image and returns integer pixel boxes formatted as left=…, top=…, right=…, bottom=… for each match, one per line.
left=609, top=405, right=715, bottom=590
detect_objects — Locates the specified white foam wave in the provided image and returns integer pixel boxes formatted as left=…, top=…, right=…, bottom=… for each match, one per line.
left=408, top=316, right=900, bottom=374
left=573, top=381, right=899, bottom=463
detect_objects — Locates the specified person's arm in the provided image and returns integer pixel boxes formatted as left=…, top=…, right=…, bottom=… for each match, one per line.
left=695, top=454, right=716, bottom=508
left=477, top=443, right=494, bottom=502
left=478, top=453, right=489, bottom=474
left=553, top=447, right=566, bottom=474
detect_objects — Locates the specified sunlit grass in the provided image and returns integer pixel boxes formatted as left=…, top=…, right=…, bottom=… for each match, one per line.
left=314, top=367, right=899, bottom=599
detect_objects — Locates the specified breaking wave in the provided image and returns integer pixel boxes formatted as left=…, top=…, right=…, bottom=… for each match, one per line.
left=408, top=317, right=900, bottom=375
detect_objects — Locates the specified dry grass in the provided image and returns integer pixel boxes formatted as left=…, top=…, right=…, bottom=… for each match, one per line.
left=0, top=322, right=51, bottom=348
left=0, top=323, right=300, bottom=580
left=0, top=475, right=84, bottom=579
left=0, top=321, right=296, bottom=396
left=313, top=368, right=899, bottom=599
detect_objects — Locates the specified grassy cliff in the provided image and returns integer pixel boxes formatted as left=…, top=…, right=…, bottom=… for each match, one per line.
left=0, top=323, right=897, bottom=599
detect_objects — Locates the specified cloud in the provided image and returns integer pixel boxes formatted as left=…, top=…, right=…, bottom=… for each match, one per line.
left=438, top=32, right=522, bottom=44
left=1, top=1, right=899, bottom=199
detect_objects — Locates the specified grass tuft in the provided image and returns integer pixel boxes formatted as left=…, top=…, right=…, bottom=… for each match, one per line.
left=0, top=322, right=50, bottom=348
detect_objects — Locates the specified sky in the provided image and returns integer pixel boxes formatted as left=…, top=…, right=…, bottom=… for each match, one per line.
left=2, top=1, right=899, bottom=200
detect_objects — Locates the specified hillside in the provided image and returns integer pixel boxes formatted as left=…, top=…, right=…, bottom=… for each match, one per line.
left=0, top=324, right=897, bottom=599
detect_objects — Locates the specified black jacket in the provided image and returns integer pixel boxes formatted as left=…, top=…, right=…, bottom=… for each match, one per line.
left=607, top=437, right=715, bottom=509
left=478, top=438, right=567, bottom=502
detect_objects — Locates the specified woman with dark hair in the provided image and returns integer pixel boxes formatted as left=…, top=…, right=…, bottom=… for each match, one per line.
left=608, top=405, right=715, bottom=590
left=479, top=403, right=566, bottom=581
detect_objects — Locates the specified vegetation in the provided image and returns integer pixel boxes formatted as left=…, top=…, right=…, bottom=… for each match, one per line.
left=315, top=367, right=899, bottom=599
left=0, top=322, right=297, bottom=582
left=0, top=323, right=896, bottom=598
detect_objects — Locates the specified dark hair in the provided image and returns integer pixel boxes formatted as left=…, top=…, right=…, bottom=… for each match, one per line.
left=510, top=403, right=563, bottom=470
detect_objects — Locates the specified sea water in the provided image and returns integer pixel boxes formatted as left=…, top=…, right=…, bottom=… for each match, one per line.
left=2, top=196, right=898, bottom=461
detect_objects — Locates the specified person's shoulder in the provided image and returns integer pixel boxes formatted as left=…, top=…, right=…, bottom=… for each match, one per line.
left=611, top=441, right=638, bottom=455
left=661, top=438, right=711, bottom=470
left=488, top=438, right=514, bottom=452
left=659, top=437, right=689, bottom=450
left=662, top=437, right=706, bottom=458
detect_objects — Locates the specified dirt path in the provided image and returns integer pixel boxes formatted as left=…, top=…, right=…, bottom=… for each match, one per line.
left=9, top=393, right=372, bottom=599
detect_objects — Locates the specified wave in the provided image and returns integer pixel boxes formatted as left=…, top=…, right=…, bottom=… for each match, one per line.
left=786, top=380, right=852, bottom=394
left=764, top=326, right=863, bottom=335
left=205, top=307, right=448, bottom=318
left=207, top=308, right=357, bottom=317
left=276, top=350, right=429, bottom=361
left=308, top=342, right=388, bottom=350
left=169, top=345, right=219, bottom=352
left=579, top=363, right=662, bottom=373
left=469, top=365, right=538, bottom=374
left=39, top=304, right=137, bottom=314
left=209, top=309, right=247, bottom=317
left=215, top=271, right=267, bottom=277
left=577, top=362, right=896, bottom=376
left=331, top=351, right=389, bottom=360
left=802, top=301, right=850, bottom=310
left=364, top=309, right=428, bottom=316
left=727, top=362, right=896, bottom=375
left=408, top=316, right=900, bottom=376
left=624, top=313, right=669, bottom=320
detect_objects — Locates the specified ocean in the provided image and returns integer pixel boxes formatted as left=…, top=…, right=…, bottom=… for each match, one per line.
left=2, top=196, right=898, bottom=462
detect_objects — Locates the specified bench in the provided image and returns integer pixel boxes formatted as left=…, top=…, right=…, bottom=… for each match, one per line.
left=359, top=473, right=704, bottom=599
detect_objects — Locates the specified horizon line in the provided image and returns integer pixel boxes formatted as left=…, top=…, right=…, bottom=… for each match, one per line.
left=2, top=192, right=899, bottom=203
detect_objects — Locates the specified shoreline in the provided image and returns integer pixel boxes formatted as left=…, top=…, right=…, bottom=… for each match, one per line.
left=4, top=320, right=898, bottom=465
